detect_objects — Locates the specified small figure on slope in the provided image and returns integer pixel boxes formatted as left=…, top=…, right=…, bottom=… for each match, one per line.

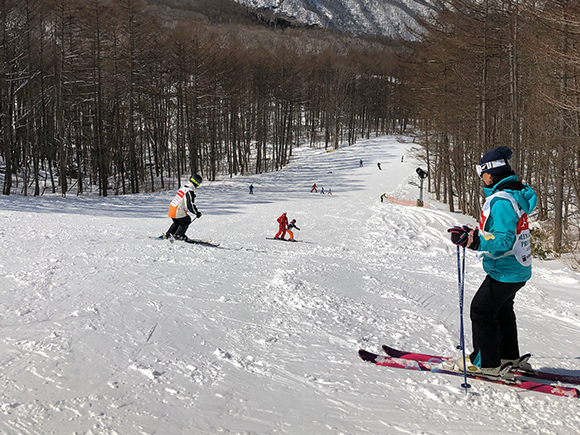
left=311, top=183, right=318, bottom=193
left=249, top=184, right=254, bottom=194
left=274, top=212, right=288, bottom=240
left=163, top=174, right=203, bottom=241
left=287, top=219, right=301, bottom=241
left=448, top=146, right=537, bottom=377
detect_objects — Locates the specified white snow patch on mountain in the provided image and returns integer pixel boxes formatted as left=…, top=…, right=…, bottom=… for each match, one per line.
left=238, top=0, right=437, bottom=38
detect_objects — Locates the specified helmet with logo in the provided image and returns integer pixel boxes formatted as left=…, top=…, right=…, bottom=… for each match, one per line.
left=476, top=146, right=512, bottom=178
left=187, top=174, right=202, bottom=189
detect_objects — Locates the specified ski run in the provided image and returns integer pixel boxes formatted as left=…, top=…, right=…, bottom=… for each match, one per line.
left=1, top=136, right=580, bottom=434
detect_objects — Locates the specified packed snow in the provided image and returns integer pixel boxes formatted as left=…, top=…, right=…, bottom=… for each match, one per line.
left=1, top=136, right=579, bottom=434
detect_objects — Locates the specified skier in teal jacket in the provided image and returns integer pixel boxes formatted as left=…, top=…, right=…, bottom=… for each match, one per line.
left=448, top=146, right=537, bottom=377
left=478, top=175, right=537, bottom=283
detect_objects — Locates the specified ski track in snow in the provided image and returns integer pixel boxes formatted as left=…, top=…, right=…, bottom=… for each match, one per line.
left=1, top=136, right=580, bottom=434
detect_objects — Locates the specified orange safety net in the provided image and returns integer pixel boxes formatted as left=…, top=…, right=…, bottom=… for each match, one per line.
left=383, top=194, right=430, bottom=208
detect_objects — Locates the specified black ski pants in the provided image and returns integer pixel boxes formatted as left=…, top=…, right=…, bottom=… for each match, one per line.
left=470, top=275, right=526, bottom=368
left=167, top=215, right=192, bottom=238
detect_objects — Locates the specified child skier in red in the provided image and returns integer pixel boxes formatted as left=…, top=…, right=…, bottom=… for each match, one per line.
left=274, top=213, right=289, bottom=239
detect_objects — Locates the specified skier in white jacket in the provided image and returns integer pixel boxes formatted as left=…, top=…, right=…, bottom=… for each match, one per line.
left=164, top=174, right=202, bottom=241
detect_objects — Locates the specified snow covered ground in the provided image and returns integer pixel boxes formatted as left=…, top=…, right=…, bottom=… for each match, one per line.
left=1, top=136, right=579, bottom=434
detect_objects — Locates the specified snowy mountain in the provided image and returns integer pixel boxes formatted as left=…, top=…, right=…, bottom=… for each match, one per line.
left=236, top=0, right=441, bottom=38
left=1, top=136, right=580, bottom=434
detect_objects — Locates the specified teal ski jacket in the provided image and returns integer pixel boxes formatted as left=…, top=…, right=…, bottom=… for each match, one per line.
left=478, top=175, right=537, bottom=283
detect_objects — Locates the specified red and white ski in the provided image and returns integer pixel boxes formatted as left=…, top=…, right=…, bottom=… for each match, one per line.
left=358, top=349, right=580, bottom=398
left=381, top=344, right=580, bottom=386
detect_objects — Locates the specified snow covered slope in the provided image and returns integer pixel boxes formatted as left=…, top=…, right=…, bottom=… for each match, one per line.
left=1, top=136, right=579, bottom=434
left=237, top=0, right=439, bottom=38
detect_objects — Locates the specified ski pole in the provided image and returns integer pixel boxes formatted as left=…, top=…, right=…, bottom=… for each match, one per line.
left=457, top=245, right=471, bottom=390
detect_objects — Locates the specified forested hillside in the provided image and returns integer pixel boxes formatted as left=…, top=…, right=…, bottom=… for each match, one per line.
left=399, top=0, right=580, bottom=257
left=0, top=0, right=405, bottom=198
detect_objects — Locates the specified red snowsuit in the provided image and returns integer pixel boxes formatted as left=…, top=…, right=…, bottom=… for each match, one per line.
left=275, top=213, right=289, bottom=239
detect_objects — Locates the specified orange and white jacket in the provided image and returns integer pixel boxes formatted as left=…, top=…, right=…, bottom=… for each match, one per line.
left=168, top=186, right=198, bottom=219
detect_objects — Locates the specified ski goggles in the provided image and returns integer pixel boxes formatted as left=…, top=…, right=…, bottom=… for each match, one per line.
left=476, top=159, right=509, bottom=177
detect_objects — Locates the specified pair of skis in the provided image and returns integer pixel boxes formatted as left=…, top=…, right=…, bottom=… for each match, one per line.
left=149, top=236, right=220, bottom=247
left=265, top=237, right=302, bottom=243
left=359, top=345, right=580, bottom=398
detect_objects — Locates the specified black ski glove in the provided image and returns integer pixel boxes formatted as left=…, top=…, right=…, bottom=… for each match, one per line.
left=448, top=225, right=480, bottom=250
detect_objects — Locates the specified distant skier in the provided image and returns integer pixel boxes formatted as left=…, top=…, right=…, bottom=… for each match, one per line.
left=311, top=183, right=318, bottom=193
left=320, top=187, right=325, bottom=194
left=359, top=159, right=363, bottom=167
left=380, top=193, right=386, bottom=202
left=274, top=212, right=289, bottom=240
left=163, top=174, right=203, bottom=241
left=249, top=184, right=254, bottom=194
left=377, top=162, right=382, bottom=170
left=287, top=219, right=300, bottom=241
left=327, top=188, right=332, bottom=195
left=448, top=146, right=537, bottom=377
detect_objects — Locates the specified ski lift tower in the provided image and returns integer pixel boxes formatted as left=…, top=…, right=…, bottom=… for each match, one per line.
left=416, top=167, right=429, bottom=207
